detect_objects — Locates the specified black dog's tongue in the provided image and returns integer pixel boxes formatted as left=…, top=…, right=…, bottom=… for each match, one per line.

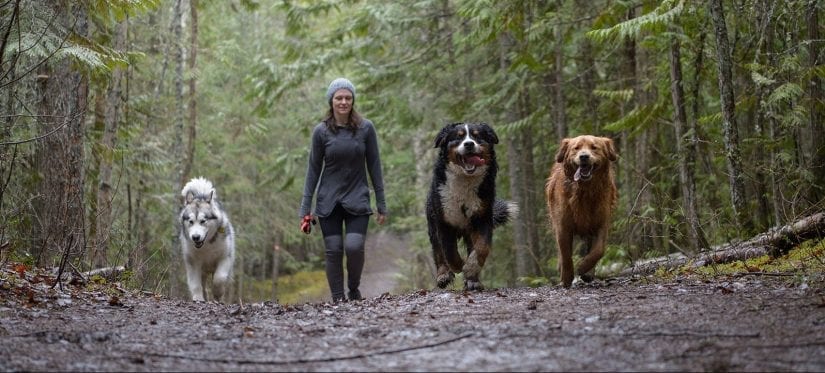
left=466, top=155, right=486, bottom=166
left=574, top=164, right=593, bottom=181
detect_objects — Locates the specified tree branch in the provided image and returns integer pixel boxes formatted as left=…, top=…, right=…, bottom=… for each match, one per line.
left=123, top=332, right=474, bottom=365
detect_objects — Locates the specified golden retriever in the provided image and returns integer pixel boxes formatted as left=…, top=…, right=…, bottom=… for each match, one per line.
left=545, top=135, right=618, bottom=287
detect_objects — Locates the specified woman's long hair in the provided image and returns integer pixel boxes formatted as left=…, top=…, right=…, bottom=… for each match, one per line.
left=323, top=100, right=362, bottom=135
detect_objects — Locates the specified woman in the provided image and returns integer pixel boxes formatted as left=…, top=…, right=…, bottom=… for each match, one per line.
left=299, top=78, right=387, bottom=303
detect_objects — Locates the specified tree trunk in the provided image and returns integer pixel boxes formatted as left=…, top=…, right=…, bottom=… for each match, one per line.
left=519, top=90, right=542, bottom=279
left=87, top=92, right=105, bottom=267
left=32, top=1, right=88, bottom=267
left=168, top=0, right=186, bottom=298
left=806, top=0, right=825, bottom=202
left=750, top=0, right=776, bottom=230
left=91, top=18, right=128, bottom=269
left=669, top=33, right=708, bottom=253
left=575, top=0, right=598, bottom=134
left=579, top=38, right=598, bottom=134
left=507, top=134, right=531, bottom=282
left=621, top=6, right=655, bottom=256
left=499, top=32, right=535, bottom=283
left=180, top=0, right=198, bottom=187
left=634, top=45, right=656, bottom=253
left=553, top=19, right=567, bottom=140
left=708, top=0, right=749, bottom=230
left=271, top=243, right=281, bottom=302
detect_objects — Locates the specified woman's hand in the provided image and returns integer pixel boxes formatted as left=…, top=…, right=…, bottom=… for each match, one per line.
left=300, top=215, right=315, bottom=234
left=376, top=213, right=387, bottom=225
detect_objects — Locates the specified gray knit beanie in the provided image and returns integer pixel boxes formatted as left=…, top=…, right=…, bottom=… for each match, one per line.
left=326, top=78, right=356, bottom=102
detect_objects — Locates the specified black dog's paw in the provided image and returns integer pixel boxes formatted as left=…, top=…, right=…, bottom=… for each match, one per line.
left=436, top=272, right=455, bottom=289
left=464, top=279, right=485, bottom=291
left=579, top=273, right=594, bottom=283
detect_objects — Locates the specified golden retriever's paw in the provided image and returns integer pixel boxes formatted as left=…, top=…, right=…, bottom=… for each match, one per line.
left=436, top=272, right=455, bottom=289
left=464, top=279, right=485, bottom=291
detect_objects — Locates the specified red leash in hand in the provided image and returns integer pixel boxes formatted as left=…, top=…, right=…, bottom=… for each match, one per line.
left=300, top=215, right=316, bottom=234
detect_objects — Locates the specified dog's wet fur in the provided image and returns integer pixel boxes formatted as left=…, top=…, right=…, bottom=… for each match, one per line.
left=179, top=177, right=235, bottom=302
left=426, top=122, right=517, bottom=291
left=545, top=135, right=618, bottom=288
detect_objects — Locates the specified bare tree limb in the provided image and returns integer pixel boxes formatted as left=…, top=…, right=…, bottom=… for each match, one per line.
left=0, top=0, right=21, bottom=70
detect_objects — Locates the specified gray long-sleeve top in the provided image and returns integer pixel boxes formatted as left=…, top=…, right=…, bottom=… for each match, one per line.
left=299, top=119, right=387, bottom=218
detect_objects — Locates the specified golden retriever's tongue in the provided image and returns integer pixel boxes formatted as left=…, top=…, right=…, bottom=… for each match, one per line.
left=574, top=165, right=592, bottom=181
left=466, top=155, right=486, bottom=166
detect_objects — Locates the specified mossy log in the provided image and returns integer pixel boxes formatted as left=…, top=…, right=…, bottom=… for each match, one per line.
left=621, top=212, right=825, bottom=276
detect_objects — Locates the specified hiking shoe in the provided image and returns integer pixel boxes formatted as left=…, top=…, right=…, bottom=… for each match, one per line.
left=347, top=289, right=363, bottom=301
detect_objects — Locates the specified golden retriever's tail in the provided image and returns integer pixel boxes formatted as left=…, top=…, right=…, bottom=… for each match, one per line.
left=493, top=199, right=518, bottom=227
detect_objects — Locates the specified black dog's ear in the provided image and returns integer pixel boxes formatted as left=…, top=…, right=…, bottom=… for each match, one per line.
left=434, top=122, right=459, bottom=148
left=480, top=122, right=499, bottom=144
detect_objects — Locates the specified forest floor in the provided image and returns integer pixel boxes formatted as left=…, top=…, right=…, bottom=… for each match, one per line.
left=2, top=260, right=825, bottom=371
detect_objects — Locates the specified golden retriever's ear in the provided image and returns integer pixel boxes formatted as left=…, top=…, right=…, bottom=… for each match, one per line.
left=603, top=137, right=618, bottom=162
left=555, top=139, right=569, bottom=163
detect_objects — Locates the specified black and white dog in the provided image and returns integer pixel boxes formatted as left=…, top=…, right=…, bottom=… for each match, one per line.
left=426, top=122, right=518, bottom=291
left=179, top=177, right=235, bottom=302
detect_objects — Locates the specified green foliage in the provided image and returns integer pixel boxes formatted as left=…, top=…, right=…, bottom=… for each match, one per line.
left=518, top=276, right=549, bottom=288
left=593, top=89, right=635, bottom=103
left=587, top=0, right=684, bottom=42
left=88, top=0, right=161, bottom=21
left=766, top=83, right=804, bottom=110
left=243, top=270, right=329, bottom=305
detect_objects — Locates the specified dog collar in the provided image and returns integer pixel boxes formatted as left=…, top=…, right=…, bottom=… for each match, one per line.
left=218, top=226, right=226, bottom=234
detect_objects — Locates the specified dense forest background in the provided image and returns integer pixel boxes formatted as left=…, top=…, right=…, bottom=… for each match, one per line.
left=1, top=0, right=823, bottom=303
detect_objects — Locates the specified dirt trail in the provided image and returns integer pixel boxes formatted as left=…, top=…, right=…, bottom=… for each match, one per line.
left=1, top=261, right=824, bottom=371
left=358, top=230, right=409, bottom=299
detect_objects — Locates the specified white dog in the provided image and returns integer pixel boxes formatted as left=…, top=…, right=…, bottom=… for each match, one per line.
left=179, top=177, right=235, bottom=302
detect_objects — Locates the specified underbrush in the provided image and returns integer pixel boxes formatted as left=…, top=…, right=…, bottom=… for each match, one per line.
left=241, top=270, right=329, bottom=305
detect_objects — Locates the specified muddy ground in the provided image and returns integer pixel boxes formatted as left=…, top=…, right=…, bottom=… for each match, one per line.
left=1, top=259, right=824, bottom=372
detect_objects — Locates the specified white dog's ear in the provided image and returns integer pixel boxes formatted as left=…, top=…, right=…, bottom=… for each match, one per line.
left=186, top=191, right=196, bottom=204
left=206, top=190, right=215, bottom=203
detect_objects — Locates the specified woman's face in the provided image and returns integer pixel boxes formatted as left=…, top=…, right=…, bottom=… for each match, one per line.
left=332, top=89, right=353, bottom=118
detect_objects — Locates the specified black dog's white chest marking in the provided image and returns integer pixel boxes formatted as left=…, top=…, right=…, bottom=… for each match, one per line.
left=439, top=164, right=485, bottom=229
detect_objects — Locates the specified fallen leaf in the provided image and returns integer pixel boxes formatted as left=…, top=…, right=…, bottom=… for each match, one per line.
left=108, top=295, right=123, bottom=307
left=14, top=263, right=27, bottom=279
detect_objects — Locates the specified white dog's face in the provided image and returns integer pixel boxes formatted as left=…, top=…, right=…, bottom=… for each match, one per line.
left=181, top=203, right=220, bottom=249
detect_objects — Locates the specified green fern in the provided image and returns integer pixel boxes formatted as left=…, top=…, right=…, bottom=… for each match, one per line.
left=766, top=83, right=804, bottom=109
left=603, top=102, right=663, bottom=133
left=587, top=0, right=684, bottom=42
left=593, top=89, right=634, bottom=102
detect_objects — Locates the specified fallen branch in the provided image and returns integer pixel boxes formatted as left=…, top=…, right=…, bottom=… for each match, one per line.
left=84, top=266, right=127, bottom=279
left=121, top=332, right=474, bottom=365
left=621, top=212, right=825, bottom=277
left=56, top=265, right=127, bottom=285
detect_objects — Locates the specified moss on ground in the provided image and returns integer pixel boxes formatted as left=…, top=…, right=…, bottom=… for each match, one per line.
left=242, top=270, right=329, bottom=304
left=665, top=238, right=825, bottom=282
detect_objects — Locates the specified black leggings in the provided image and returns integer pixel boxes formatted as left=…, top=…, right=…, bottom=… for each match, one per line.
left=318, top=204, right=369, bottom=301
